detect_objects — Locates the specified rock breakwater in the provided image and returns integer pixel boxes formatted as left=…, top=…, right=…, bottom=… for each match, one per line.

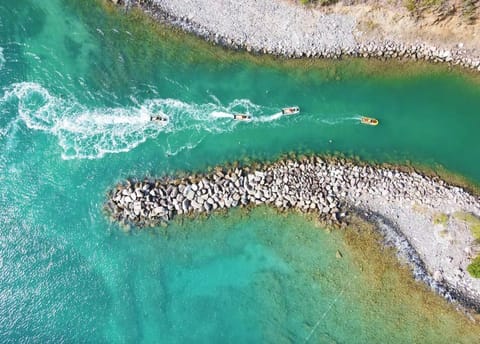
left=107, top=157, right=349, bottom=227
left=105, top=156, right=480, bottom=312
left=106, top=156, right=479, bottom=229
left=110, top=0, right=480, bottom=72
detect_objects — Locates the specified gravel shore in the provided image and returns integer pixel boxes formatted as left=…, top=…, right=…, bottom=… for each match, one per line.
left=111, top=0, right=480, bottom=71
left=105, top=157, right=480, bottom=312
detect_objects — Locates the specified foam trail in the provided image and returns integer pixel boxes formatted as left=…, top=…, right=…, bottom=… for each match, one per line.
left=0, top=47, right=4, bottom=70
left=210, top=111, right=233, bottom=119
left=0, top=82, right=170, bottom=159
left=320, top=115, right=361, bottom=125
left=165, top=136, right=205, bottom=157
left=0, top=83, right=272, bottom=160
left=207, top=93, right=222, bottom=106
left=256, top=112, right=283, bottom=122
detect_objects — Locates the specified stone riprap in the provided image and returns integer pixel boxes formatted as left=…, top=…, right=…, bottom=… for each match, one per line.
left=105, top=157, right=480, bottom=311
left=107, top=157, right=351, bottom=227
left=110, top=0, right=480, bottom=71
left=106, top=157, right=478, bottom=227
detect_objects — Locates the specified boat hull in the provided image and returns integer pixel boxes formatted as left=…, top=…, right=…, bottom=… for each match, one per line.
left=282, top=106, right=300, bottom=115
left=360, top=116, right=379, bottom=126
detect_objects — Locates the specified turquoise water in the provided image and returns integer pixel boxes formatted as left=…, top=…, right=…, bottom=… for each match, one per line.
left=1, top=0, right=479, bottom=342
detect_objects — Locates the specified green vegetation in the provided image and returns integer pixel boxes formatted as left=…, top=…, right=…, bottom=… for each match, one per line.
left=467, top=256, right=480, bottom=278
left=424, top=0, right=444, bottom=5
left=454, top=212, right=480, bottom=240
left=405, top=0, right=417, bottom=12
left=452, top=212, right=480, bottom=278
left=299, top=0, right=477, bottom=24
left=462, top=0, right=478, bottom=23
left=433, top=213, right=449, bottom=225
left=299, top=0, right=339, bottom=5
left=404, top=0, right=446, bottom=13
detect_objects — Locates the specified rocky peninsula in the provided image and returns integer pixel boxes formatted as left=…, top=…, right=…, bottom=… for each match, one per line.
left=109, top=0, right=480, bottom=71
left=105, top=156, right=480, bottom=312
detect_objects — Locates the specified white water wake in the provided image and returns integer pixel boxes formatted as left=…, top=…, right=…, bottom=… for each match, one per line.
left=255, top=112, right=283, bottom=122
left=210, top=110, right=287, bottom=123
left=0, top=82, right=171, bottom=159
left=0, top=47, right=4, bottom=70
left=210, top=111, right=233, bottom=119
left=320, top=115, right=361, bottom=125
left=0, top=83, right=271, bottom=160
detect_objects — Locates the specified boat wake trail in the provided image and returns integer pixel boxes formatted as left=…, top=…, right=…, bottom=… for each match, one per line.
left=255, top=112, right=283, bottom=122
left=0, top=83, right=271, bottom=159
left=210, top=111, right=234, bottom=119
left=320, top=115, right=360, bottom=125
left=211, top=110, right=286, bottom=123
left=0, top=47, right=4, bottom=70
left=0, top=82, right=171, bottom=159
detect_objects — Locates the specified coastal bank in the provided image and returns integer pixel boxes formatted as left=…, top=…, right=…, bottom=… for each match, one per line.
left=108, top=0, right=480, bottom=71
left=105, top=156, right=480, bottom=313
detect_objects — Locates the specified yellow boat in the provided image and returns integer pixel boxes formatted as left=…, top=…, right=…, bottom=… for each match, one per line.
left=360, top=116, right=379, bottom=126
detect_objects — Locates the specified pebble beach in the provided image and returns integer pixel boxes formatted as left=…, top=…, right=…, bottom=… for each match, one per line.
left=112, top=0, right=480, bottom=71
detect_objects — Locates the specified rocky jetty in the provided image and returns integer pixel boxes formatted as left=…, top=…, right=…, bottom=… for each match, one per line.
left=105, top=156, right=480, bottom=312
left=107, top=157, right=349, bottom=227
left=109, top=0, right=480, bottom=72
left=106, top=157, right=478, bottom=228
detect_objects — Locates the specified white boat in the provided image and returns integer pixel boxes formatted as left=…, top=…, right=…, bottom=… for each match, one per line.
left=233, top=114, right=251, bottom=121
left=282, top=106, right=300, bottom=115
left=150, top=114, right=168, bottom=123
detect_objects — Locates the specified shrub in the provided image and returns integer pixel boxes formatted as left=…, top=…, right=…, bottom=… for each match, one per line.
left=467, top=256, right=480, bottom=278
left=454, top=212, right=480, bottom=240
left=433, top=213, right=449, bottom=225
left=299, top=0, right=339, bottom=5
left=462, top=0, right=478, bottom=23
left=405, top=0, right=418, bottom=12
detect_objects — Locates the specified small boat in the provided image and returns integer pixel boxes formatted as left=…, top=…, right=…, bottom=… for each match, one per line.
left=282, top=106, right=300, bottom=115
left=360, top=116, right=379, bottom=126
left=233, top=114, right=251, bottom=121
left=150, top=114, right=168, bottom=123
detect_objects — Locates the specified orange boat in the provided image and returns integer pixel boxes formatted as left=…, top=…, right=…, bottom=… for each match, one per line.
left=360, top=116, right=379, bottom=126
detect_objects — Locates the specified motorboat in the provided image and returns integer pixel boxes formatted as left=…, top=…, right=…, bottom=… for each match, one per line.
left=282, top=106, right=300, bottom=115
left=150, top=114, right=169, bottom=123
left=360, top=116, right=379, bottom=126
left=233, top=114, right=251, bottom=121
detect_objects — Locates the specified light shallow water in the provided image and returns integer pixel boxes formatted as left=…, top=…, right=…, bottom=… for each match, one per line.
left=0, top=0, right=479, bottom=342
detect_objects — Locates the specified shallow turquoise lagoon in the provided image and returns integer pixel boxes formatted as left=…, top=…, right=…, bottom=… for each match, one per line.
left=0, top=0, right=479, bottom=342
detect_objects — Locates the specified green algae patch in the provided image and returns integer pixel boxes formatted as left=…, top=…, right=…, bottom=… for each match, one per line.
left=454, top=212, right=480, bottom=240
left=468, top=256, right=480, bottom=278
left=433, top=213, right=449, bottom=225
left=420, top=163, right=480, bottom=197
left=342, top=215, right=480, bottom=322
